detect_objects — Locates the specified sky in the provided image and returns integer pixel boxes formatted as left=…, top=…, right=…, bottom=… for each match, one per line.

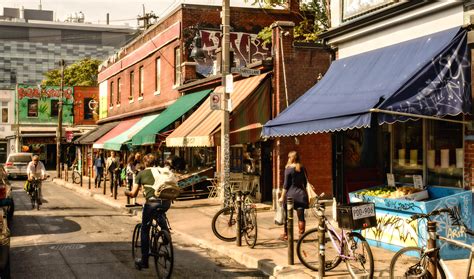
left=0, top=0, right=254, bottom=27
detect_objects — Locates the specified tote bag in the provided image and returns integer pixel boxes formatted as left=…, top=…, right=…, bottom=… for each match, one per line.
left=304, top=169, right=317, bottom=206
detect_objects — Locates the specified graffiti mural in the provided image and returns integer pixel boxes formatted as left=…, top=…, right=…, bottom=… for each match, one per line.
left=362, top=213, right=419, bottom=247
left=193, top=30, right=271, bottom=77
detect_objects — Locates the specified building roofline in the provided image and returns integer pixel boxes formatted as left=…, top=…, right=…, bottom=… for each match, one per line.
left=0, top=19, right=136, bottom=33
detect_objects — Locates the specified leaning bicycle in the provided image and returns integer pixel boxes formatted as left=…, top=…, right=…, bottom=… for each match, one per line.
left=71, top=163, right=81, bottom=184
left=297, top=193, right=375, bottom=278
left=132, top=210, right=173, bottom=278
left=389, top=207, right=474, bottom=279
left=211, top=190, right=258, bottom=248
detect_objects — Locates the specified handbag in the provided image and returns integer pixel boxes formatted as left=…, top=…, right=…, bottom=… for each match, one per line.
left=274, top=199, right=285, bottom=225
left=304, top=169, right=317, bottom=205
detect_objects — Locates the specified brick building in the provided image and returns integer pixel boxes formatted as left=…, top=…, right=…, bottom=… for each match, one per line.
left=95, top=2, right=332, bottom=203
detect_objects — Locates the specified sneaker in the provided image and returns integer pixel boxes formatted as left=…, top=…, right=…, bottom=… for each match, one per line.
left=134, top=258, right=149, bottom=270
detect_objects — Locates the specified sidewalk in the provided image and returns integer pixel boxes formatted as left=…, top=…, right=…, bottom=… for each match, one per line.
left=51, top=175, right=467, bottom=278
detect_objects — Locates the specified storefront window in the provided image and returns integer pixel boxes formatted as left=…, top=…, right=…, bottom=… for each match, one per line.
left=392, top=120, right=423, bottom=184
left=427, top=119, right=463, bottom=187
left=84, top=98, right=94, bottom=120
left=51, top=100, right=59, bottom=117
left=230, top=146, right=243, bottom=172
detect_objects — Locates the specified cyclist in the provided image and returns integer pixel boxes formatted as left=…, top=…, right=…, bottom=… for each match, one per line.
left=125, top=154, right=172, bottom=270
left=26, top=155, right=46, bottom=204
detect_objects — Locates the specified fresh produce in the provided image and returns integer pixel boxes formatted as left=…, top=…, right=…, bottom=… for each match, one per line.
left=358, top=186, right=423, bottom=198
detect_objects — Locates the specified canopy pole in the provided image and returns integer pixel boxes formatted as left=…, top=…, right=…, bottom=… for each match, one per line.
left=370, top=109, right=469, bottom=124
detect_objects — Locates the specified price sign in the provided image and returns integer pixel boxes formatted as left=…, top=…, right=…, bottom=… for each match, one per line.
left=387, top=173, right=395, bottom=187
left=413, top=175, right=423, bottom=189
left=352, top=203, right=375, bottom=220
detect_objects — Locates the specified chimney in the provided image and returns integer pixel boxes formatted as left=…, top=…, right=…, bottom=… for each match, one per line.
left=288, top=0, right=300, bottom=14
left=106, top=13, right=110, bottom=25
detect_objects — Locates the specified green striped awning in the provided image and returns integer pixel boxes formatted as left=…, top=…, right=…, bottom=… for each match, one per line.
left=103, top=114, right=159, bottom=150
left=131, top=89, right=212, bottom=146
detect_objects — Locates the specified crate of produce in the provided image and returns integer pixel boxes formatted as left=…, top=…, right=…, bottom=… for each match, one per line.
left=337, top=202, right=377, bottom=230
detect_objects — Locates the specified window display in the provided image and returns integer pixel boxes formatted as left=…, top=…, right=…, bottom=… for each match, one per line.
left=392, top=121, right=423, bottom=184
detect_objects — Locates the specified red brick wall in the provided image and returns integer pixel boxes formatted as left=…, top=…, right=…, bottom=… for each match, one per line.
left=73, top=86, right=98, bottom=125
left=271, top=22, right=333, bottom=196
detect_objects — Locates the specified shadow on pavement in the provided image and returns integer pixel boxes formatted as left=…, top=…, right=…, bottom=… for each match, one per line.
left=10, top=215, right=82, bottom=236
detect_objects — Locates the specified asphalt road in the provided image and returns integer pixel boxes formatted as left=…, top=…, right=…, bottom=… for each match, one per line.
left=9, top=179, right=267, bottom=279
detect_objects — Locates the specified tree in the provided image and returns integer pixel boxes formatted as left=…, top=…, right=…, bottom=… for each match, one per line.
left=42, top=58, right=102, bottom=86
left=246, top=0, right=329, bottom=45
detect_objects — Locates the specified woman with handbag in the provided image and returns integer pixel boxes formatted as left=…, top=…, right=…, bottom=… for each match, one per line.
left=278, top=151, right=309, bottom=240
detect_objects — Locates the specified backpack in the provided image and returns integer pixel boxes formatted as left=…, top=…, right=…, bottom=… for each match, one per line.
left=150, top=167, right=181, bottom=200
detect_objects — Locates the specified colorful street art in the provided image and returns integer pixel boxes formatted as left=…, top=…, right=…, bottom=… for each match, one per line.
left=17, top=85, right=74, bottom=125
left=193, top=30, right=270, bottom=77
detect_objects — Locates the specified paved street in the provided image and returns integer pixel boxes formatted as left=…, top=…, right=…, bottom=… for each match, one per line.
left=9, top=179, right=267, bottom=279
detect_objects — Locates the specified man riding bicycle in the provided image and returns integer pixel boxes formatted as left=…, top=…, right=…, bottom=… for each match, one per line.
left=26, top=155, right=46, bottom=204
left=125, top=154, right=173, bottom=270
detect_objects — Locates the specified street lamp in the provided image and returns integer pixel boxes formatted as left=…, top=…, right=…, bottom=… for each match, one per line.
left=57, top=59, right=65, bottom=178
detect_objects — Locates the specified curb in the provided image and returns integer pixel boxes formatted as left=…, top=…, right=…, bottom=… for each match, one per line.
left=52, top=178, right=313, bottom=278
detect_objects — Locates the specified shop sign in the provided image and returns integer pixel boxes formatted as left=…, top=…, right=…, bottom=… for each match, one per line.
left=210, top=93, right=221, bottom=111
left=387, top=173, right=395, bottom=187
left=231, top=67, right=260, bottom=77
left=66, top=131, right=74, bottom=143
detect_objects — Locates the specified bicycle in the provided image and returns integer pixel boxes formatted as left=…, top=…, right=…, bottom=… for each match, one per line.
left=71, top=164, right=81, bottom=184
left=389, top=207, right=474, bottom=279
left=29, top=177, right=43, bottom=210
left=297, top=193, right=374, bottom=278
left=211, top=190, right=258, bottom=248
left=131, top=209, right=173, bottom=279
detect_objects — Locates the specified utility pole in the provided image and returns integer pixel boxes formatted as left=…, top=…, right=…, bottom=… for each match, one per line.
left=221, top=0, right=231, bottom=207
left=57, top=59, right=65, bottom=178
left=137, top=4, right=157, bottom=30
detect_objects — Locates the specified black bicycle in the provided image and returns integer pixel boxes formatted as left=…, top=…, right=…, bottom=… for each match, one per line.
left=29, top=177, right=43, bottom=210
left=211, top=190, right=258, bottom=248
left=132, top=210, right=173, bottom=278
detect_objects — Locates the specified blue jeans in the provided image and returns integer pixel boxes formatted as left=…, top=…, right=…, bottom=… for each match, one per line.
left=94, top=167, right=103, bottom=187
left=141, top=200, right=171, bottom=263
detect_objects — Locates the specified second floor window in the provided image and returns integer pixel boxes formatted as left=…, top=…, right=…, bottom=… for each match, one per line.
left=84, top=98, right=93, bottom=120
left=139, top=66, right=144, bottom=97
left=117, top=78, right=121, bottom=105
left=110, top=81, right=114, bottom=107
left=51, top=100, right=59, bottom=117
left=156, top=58, right=161, bottom=93
left=1, top=102, right=8, bottom=123
left=27, top=99, right=38, bottom=117
left=174, top=47, right=181, bottom=86
left=130, top=71, right=134, bottom=99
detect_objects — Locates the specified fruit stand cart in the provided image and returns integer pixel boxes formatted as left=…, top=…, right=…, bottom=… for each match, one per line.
left=349, top=186, right=472, bottom=259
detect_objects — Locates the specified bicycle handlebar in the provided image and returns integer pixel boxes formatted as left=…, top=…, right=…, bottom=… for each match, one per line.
left=409, top=207, right=474, bottom=236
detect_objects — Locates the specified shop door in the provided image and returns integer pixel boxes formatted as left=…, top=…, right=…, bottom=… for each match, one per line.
left=0, top=142, right=7, bottom=163
left=260, top=141, right=273, bottom=202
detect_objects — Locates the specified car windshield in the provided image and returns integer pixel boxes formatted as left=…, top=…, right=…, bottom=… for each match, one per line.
left=8, top=155, right=31, bottom=163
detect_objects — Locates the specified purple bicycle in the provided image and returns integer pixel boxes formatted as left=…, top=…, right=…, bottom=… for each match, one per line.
left=296, top=193, right=374, bottom=278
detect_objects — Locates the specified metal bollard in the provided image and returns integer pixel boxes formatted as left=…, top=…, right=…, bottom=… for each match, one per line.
left=88, top=165, right=91, bottom=189
left=427, top=221, right=438, bottom=278
left=80, top=166, right=83, bottom=187
left=65, top=164, right=68, bottom=182
left=103, top=172, right=107, bottom=195
left=287, top=197, right=294, bottom=265
left=236, top=191, right=242, bottom=246
left=317, top=208, right=326, bottom=278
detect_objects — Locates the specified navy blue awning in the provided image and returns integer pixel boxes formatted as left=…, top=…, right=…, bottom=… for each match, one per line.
left=263, top=27, right=470, bottom=138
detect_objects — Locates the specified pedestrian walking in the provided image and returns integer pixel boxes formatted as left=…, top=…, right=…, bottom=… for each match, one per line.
left=278, top=150, right=309, bottom=240
left=94, top=151, right=105, bottom=188
left=106, top=151, right=119, bottom=197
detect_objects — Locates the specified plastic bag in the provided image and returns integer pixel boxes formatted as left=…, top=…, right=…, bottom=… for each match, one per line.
left=274, top=202, right=285, bottom=225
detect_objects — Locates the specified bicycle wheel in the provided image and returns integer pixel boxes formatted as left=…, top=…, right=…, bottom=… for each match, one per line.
left=154, top=230, right=173, bottom=279
left=73, top=171, right=81, bottom=184
left=211, top=207, right=237, bottom=242
left=243, top=207, right=257, bottom=248
left=36, top=189, right=40, bottom=211
left=30, top=187, right=36, bottom=209
left=296, top=227, right=342, bottom=271
left=345, top=232, right=374, bottom=278
left=390, top=246, right=446, bottom=279
left=131, top=224, right=141, bottom=260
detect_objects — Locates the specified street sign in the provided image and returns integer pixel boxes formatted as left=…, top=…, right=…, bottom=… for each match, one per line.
left=210, top=93, right=221, bottom=110
left=225, top=74, right=233, bottom=93
left=231, top=67, right=261, bottom=77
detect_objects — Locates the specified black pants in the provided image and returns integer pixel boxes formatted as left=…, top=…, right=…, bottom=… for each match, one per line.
left=141, top=200, right=171, bottom=263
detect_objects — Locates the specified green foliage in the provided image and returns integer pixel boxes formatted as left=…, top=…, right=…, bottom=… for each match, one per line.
left=42, top=58, right=101, bottom=86
left=245, top=0, right=329, bottom=45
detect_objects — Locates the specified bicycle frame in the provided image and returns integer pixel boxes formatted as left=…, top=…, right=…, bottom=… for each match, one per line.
left=324, top=217, right=359, bottom=261
left=437, top=236, right=474, bottom=279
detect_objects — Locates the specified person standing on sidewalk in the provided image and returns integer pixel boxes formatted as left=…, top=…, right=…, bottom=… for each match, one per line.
left=93, top=151, right=105, bottom=188
left=126, top=154, right=136, bottom=197
left=124, top=154, right=172, bottom=270
left=105, top=151, right=119, bottom=197
left=278, top=151, right=309, bottom=240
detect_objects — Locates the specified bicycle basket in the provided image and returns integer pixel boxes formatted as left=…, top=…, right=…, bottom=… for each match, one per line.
left=336, top=202, right=377, bottom=230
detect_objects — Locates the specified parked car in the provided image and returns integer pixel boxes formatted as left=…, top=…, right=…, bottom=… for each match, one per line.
left=0, top=165, right=13, bottom=278
left=4, top=152, right=33, bottom=179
